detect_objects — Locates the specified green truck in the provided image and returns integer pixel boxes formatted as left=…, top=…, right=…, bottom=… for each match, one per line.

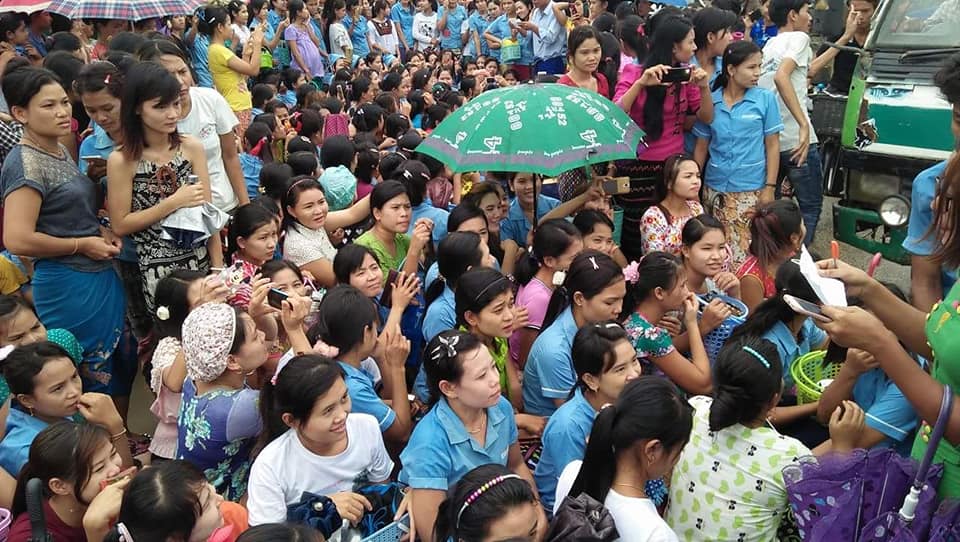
left=822, top=0, right=957, bottom=264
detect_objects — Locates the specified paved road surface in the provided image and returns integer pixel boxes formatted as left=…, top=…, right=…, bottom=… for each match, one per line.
left=811, top=196, right=911, bottom=295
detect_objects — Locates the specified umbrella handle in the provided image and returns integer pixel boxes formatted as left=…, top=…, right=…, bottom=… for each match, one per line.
left=899, top=385, right=953, bottom=522
left=914, top=385, right=954, bottom=488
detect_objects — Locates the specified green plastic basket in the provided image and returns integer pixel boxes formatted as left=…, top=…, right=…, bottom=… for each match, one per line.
left=790, top=350, right=842, bottom=405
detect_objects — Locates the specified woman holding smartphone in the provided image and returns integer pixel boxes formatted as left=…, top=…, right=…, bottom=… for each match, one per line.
left=612, top=13, right=713, bottom=261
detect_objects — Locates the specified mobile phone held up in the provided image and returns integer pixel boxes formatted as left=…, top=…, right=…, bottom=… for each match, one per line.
left=267, top=287, right=289, bottom=310
left=601, top=177, right=631, bottom=195
left=783, top=294, right=831, bottom=323
left=661, top=66, right=692, bottom=84
left=379, top=269, right=401, bottom=309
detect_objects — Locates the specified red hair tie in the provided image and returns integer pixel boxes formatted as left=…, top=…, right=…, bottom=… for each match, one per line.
left=637, top=24, right=645, bottom=37
left=250, top=136, right=268, bottom=157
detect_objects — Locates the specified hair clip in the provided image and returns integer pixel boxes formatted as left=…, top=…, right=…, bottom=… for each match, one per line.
left=742, top=346, right=771, bottom=369
left=104, top=73, right=111, bottom=85
left=622, top=261, right=640, bottom=284
left=0, top=344, right=14, bottom=362
left=455, top=475, right=522, bottom=528
left=432, top=334, right=460, bottom=360
left=589, top=256, right=599, bottom=270
left=156, top=306, right=170, bottom=321
left=637, top=24, right=645, bottom=37
left=250, top=136, right=268, bottom=157
left=402, top=169, right=414, bottom=180
left=313, top=339, right=340, bottom=359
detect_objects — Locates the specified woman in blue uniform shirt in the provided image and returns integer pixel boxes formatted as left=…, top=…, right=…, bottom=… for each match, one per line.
left=400, top=329, right=536, bottom=542
left=534, top=321, right=641, bottom=512
left=522, top=250, right=626, bottom=417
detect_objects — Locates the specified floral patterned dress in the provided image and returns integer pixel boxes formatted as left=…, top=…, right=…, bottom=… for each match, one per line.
left=639, top=200, right=705, bottom=257
left=176, top=379, right=262, bottom=501
left=624, top=312, right=676, bottom=378
left=130, top=150, right=209, bottom=311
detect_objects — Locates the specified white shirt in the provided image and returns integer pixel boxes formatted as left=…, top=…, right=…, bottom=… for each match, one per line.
left=247, top=413, right=395, bottom=526
left=555, top=461, right=679, bottom=542
left=412, top=12, right=438, bottom=51
left=367, top=18, right=400, bottom=56
left=329, top=22, right=352, bottom=55
left=283, top=221, right=338, bottom=268
left=178, top=87, right=240, bottom=212
left=758, top=31, right=819, bottom=153
left=232, top=24, right=251, bottom=48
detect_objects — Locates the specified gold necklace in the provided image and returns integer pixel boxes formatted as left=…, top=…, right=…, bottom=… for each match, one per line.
left=612, top=482, right=648, bottom=497
left=466, top=411, right=487, bottom=434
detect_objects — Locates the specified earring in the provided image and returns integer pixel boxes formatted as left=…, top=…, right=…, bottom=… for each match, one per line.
left=27, top=406, right=33, bottom=417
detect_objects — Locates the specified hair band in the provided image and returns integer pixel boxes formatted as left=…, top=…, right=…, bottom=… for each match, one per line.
left=473, top=276, right=509, bottom=303
left=284, top=177, right=316, bottom=199
left=742, top=346, right=771, bottom=369
left=455, top=474, right=522, bottom=528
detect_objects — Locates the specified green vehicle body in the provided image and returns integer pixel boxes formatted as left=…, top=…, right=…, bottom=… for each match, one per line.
left=828, top=0, right=956, bottom=264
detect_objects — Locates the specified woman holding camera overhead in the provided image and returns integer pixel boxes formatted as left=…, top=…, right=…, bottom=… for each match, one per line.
left=612, top=13, right=713, bottom=261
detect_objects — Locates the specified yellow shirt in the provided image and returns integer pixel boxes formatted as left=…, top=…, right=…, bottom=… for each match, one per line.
left=208, top=43, right=252, bottom=112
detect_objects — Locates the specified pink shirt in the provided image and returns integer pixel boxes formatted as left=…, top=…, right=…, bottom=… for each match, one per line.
left=613, top=63, right=702, bottom=161
left=509, top=277, right=554, bottom=365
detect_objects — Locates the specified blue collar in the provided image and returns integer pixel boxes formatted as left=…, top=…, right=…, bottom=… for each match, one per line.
left=434, top=397, right=506, bottom=446
left=92, top=125, right=115, bottom=152
left=571, top=388, right=597, bottom=416
left=711, top=86, right=762, bottom=106
left=769, top=320, right=804, bottom=349
left=508, top=195, right=548, bottom=221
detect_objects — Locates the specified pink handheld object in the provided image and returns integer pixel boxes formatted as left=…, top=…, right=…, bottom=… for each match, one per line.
left=867, top=253, right=882, bottom=277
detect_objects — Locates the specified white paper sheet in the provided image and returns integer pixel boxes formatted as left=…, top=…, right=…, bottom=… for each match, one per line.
left=797, top=245, right=847, bottom=306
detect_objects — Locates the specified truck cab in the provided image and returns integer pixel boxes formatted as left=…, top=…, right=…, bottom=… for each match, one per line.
left=827, top=0, right=957, bottom=264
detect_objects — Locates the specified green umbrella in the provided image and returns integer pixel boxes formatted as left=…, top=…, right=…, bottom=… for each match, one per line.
left=417, top=83, right=645, bottom=177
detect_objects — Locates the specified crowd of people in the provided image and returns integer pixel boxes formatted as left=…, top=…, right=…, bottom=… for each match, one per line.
left=0, top=0, right=956, bottom=540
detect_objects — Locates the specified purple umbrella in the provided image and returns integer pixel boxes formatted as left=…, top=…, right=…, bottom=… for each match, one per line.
left=46, top=0, right=204, bottom=20
left=859, top=387, right=955, bottom=542
left=783, top=387, right=954, bottom=541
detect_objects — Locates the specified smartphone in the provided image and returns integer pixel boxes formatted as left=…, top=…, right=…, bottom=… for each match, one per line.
left=783, top=294, right=831, bottom=323
left=661, top=66, right=692, bottom=84
left=379, top=269, right=400, bottom=309
left=267, top=288, right=289, bottom=310
left=80, top=155, right=105, bottom=162
left=99, top=466, right=137, bottom=491
left=601, top=176, right=631, bottom=195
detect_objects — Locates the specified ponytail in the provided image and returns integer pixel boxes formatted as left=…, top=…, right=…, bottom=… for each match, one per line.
left=728, top=259, right=819, bottom=342
left=748, top=199, right=803, bottom=269
left=514, top=219, right=582, bottom=286
left=709, top=337, right=782, bottom=431
left=569, top=377, right=693, bottom=503
left=425, top=232, right=484, bottom=307
left=619, top=251, right=684, bottom=321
